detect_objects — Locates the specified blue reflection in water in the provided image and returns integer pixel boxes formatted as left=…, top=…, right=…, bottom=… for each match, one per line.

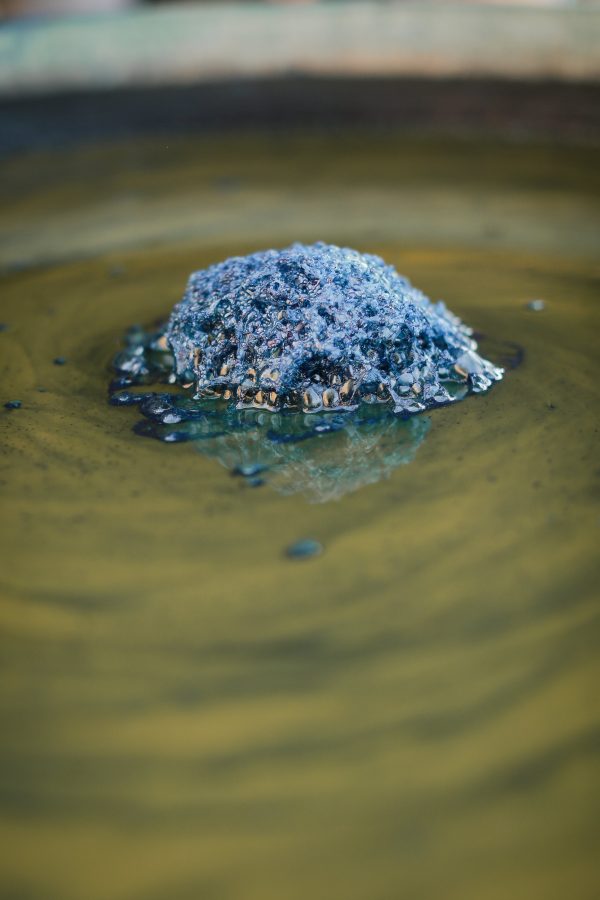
left=113, top=388, right=430, bottom=503
left=193, top=406, right=430, bottom=502
left=109, top=327, right=431, bottom=502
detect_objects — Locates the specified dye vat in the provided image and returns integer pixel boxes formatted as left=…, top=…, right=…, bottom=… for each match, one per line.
left=0, top=133, right=598, bottom=900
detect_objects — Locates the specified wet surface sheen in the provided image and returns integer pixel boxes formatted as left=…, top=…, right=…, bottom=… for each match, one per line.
left=0, top=134, right=598, bottom=900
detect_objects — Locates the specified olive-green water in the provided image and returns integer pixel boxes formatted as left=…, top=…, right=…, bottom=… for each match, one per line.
left=0, top=135, right=598, bottom=900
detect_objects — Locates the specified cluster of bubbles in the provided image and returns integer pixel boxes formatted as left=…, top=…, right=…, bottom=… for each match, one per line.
left=166, top=242, right=503, bottom=415
left=109, top=243, right=506, bottom=501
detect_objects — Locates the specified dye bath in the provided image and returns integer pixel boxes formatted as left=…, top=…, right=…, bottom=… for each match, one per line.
left=0, top=134, right=598, bottom=900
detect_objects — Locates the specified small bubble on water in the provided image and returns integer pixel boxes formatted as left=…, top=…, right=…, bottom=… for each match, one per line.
left=109, top=390, right=147, bottom=406
left=53, top=356, right=67, bottom=366
left=4, top=400, right=22, bottom=409
left=232, top=464, right=269, bottom=478
left=163, top=431, right=190, bottom=443
left=526, top=299, right=546, bottom=312
left=286, top=539, right=323, bottom=560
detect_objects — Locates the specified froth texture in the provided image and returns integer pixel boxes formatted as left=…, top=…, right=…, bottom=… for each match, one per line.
left=166, top=242, right=503, bottom=413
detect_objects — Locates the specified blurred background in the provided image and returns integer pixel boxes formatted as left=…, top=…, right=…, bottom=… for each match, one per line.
left=1, top=0, right=599, bottom=155
left=3, top=0, right=600, bottom=19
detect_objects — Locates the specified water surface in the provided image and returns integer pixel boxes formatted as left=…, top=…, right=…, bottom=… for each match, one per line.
left=0, top=134, right=598, bottom=900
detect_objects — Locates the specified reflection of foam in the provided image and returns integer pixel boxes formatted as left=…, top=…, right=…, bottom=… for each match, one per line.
left=110, top=324, right=436, bottom=502
left=110, top=320, right=518, bottom=502
left=196, top=409, right=430, bottom=503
